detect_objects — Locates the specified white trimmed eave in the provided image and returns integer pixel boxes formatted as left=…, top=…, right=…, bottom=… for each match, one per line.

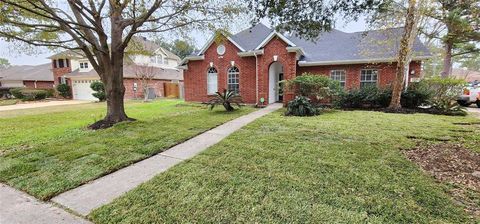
left=298, top=55, right=433, bottom=66
left=255, top=31, right=296, bottom=50
left=237, top=49, right=264, bottom=57
left=286, top=47, right=305, bottom=60
left=178, top=55, right=205, bottom=70
left=197, top=34, right=246, bottom=56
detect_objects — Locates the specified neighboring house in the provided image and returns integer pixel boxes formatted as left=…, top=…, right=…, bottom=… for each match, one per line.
left=180, top=23, right=431, bottom=104
left=49, top=37, right=183, bottom=101
left=452, top=68, right=480, bottom=83
left=0, top=63, right=54, bottom=88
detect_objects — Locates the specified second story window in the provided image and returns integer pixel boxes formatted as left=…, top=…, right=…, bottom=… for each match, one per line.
left=80, top=62, right=89, bottom=69
left=58, top=59, right=65, bottom=68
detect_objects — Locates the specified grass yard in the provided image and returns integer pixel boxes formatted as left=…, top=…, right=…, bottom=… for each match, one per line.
left=0, top=99, right=17, bottom=106
left=90, top=110, right=480, bottom=223
left=0, top=100, right=254, bottom=199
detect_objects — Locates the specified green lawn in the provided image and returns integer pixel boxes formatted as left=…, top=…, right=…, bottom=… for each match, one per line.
left=90, top=110, right=480, bottom=223
left=0, top=100, right=254, bottom=199
left=0, top=99, right=17, bottom=106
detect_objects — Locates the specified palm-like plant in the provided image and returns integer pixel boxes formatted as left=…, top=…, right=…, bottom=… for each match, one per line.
left=207, top=89, right=243, bottom=111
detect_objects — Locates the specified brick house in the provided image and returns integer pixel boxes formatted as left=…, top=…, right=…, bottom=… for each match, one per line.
left=49, top=37, right=183, bottom=100
left=0, top=63, right=53, bottom=89
left=180, top=23, right=431, bottom=105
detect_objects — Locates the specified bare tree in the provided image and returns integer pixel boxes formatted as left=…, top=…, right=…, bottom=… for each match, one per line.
left=134, top=65, right=156, bottom=102
left=0, top=0, right=242, bottom=129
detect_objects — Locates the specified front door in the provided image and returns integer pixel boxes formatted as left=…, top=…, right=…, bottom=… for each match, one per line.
left=268, top=62, right=284, bottom=104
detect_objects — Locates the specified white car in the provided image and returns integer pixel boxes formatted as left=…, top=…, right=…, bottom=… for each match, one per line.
left=458, top=84, right=480, bottom=107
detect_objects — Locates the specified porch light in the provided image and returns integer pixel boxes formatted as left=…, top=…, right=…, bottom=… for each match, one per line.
left=273, top=55, right=278, bottom=62
left=230, top=61, right=235, bottom=66
left=209, top=62, right=214, bottom=67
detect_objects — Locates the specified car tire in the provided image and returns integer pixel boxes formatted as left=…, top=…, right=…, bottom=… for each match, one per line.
left=476, top=100, right=480, bottom=108
left=457, top=100, right=471, bottom=107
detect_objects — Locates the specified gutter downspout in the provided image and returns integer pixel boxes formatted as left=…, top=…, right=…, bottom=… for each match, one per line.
left=254, top=52, right=259, bottom=106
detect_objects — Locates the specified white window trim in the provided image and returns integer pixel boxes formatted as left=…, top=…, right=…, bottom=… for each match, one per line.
left=227, top=66, right=240, bottom=94
left=207, top=67, right=218, bottom=95
left=330, top=70, right=346, bottom=87
left=360, top=69, right=379, bottom=88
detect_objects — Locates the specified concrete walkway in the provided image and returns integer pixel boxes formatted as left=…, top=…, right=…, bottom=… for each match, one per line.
left=52, top=104, right=282, bottom=216
left=0, top=184, right=90, bottom=224
left=0, top=100, right=91, bottom=112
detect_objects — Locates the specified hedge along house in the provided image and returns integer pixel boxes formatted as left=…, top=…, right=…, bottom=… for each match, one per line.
left=180, top=23, right=431, bottom=105
left=49, top=36, right=183, bottom=101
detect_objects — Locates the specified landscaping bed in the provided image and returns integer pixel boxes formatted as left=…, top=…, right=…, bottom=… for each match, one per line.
left=90, top=110, right=480, bottom=223
left=404, top=142, right=480, bottom=216
left=0, top=100, right=254, bottom=200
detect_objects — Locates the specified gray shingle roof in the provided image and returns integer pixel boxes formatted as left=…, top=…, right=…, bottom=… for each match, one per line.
left=287, top=27, right=431, bottom=62
left=198, top=23, right=431, bottom=63
left=0, top=63, right=53, bottom=81
left=65, top=65, right=183, bottom=81
left=230, top=23, right=273, bottom=51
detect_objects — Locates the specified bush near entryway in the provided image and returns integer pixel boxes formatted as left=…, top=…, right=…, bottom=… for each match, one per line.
left=283, top=73, right=343, bottom=101
left=90, top=81, right=106, bottom=101
left=285, top=96, right=319, bottom=116
left=9, top=88, right=49, bottom=101
left=56, top=84, right=70, bottom=98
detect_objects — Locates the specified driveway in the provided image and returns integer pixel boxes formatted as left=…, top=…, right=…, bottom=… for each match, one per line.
left=466, top=106, right=480, bottom=119
left=0, top=100, right=91, bottom=112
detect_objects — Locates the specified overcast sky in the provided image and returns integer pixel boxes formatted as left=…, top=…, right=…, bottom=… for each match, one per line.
left=0, top=18, right=368, bottom=66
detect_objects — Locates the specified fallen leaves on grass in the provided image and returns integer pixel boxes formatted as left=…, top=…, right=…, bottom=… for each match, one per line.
left=404, top=143, right=480, bottom=216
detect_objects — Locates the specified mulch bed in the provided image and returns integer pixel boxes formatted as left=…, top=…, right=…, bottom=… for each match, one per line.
left=404, top=143, right=480, bottom=216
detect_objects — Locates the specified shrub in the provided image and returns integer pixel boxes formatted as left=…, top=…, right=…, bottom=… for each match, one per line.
left=90, top=81, right=106, bottom=101
left=335, top=86, right=391, bottom=109
left=42, top=88, right=55, bottom=98
left=424, top=77, right=467, bottom=115
left=21, top=89, right=47, bottom=101
left=285, top=96, right=319, bottom=116
left=283, top=73, right=343, bottom=101
left=206, top=89, right=243, bottom=111
left=9, top=88, right=48, bottom=101
left=56, top=84, right=70, bottom=98
left=9, top=88, right=23, bottom=99
left=401, top=81, right=433, bottom=109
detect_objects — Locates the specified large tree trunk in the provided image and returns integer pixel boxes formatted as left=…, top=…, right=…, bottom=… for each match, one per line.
left=88, top=15, right=134, bottom=129
left=441, top=40, right=453, bottom=77
left=388, top=0, right=418, bottom=110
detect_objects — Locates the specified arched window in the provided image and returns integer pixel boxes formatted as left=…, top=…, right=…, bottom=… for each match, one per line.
left=207, top=67, right=218, bottom=94
left=227, top=66, right=240, bottom=94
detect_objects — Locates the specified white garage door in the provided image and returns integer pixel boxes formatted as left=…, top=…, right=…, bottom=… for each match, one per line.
left=72, top=79, right=98, bottom=101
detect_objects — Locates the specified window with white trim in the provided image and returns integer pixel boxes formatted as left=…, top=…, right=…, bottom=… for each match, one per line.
left=79, top=62, right=89, bottom=69
left=207, top=67, right=218, bottom=95
left=227, top=66, right=240, bottom=94
left=330, top=70, right=346, bottom=88
left=360, top=69, right=378, bottom=88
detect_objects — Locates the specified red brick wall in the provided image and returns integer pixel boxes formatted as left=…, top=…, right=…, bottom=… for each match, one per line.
left=297, top=61, right=423, bottom=90
left=184, top=39, right=256, bottom=103
left=123, top=78, right=170, bottom=99
left=23, top=81, right=54, bottom=89
left=184, top=36, right=425, bottom=104
left=257, top=37, right=297, bottom=104
left=52, top=67, right=72, bottom=85
left=184, top=36, right=297, bottom=104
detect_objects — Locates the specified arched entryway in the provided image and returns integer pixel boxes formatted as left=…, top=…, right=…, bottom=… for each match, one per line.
left=268, top=62, right=284, bottom=104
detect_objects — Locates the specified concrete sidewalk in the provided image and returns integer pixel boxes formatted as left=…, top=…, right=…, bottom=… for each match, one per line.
left=0, top=184, right=90, bottom=224
left=0, top=100, right=91, bottom=112
left=52, top=104, right=282, bottom=216
left=467, top=107, right=480, bottom=119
